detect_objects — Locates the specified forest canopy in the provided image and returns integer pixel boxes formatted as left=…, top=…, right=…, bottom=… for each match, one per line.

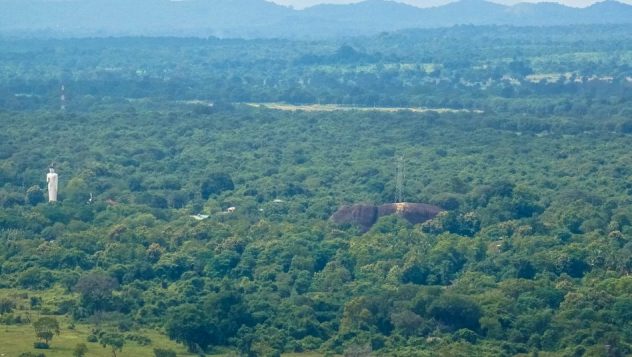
left=1, top=25, right=632, bottom=356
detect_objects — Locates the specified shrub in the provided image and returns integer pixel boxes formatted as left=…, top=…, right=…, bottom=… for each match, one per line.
left=126, top=333, right=152, bottom=346
left=30, top=296, right=42, bottom=308
left=454, top=328, right=478, bottom=343
left=73, top=343, right=88, bottom=357
left=33, top=342, right=50, bottom=349
left=117, top=319, right=132, bottom=332
left=0, top=297, right=16, bottom=314
left=19, top=353, right=46, bottom=357
left=154, top=348, right=177, bottom=357
left=25, top=186, right=45, bottom=205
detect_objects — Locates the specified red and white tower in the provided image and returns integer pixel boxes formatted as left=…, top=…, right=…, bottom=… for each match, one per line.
left=60, top=84, right=66, bottom=111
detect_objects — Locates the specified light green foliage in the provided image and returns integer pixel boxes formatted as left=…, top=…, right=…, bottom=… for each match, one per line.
left=33, top=317, right=60, bottom=345
left=99, top=332, right=125, bottom=357
left=73, top=343, right=88, bottom=357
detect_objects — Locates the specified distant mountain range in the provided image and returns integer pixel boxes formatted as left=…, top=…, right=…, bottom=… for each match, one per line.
left=1, top=0, right=632, bottom=38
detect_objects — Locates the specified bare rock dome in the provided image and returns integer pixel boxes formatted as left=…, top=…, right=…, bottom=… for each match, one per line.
left=331, top=202, right=442, bottom=232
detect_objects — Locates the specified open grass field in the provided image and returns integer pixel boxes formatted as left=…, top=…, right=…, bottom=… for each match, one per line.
left=0, top=322, right=330, bottom=356
left=0, top=288, right=196, bottom=357
left=0, top=323, right=330, bottom=357
left=0, top=289, right=329, bottom=356
left=0, top=322, right=197, bottom=357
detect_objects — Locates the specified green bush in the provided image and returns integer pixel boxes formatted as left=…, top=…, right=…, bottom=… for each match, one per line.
left=33, top=342, right=50, bottom=349
left=154, top=348, right=177, bottom=357
left=126, top=333, right=152, bottom=346
left=19, top=353, right=47, bottom=357
left=0, top=297, right=16, bottom=314
left=73, top=343, right=88, bottom=357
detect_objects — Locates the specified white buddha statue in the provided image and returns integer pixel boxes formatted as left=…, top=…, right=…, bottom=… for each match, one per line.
left=46, top=168, right=58, bottom=202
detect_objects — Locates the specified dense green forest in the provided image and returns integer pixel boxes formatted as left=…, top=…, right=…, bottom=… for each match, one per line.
left=1, top=25, right=632, bottom=356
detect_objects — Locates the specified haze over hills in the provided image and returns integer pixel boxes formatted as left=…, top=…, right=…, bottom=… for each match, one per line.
left=1, top=0, right=632, bottom=38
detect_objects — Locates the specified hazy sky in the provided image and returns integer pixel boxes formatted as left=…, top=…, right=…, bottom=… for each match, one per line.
left=272, top=0, right=632, bottom=9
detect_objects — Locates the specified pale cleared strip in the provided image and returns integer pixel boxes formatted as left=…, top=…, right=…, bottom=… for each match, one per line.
left=244, top=102, right=482, bottom=114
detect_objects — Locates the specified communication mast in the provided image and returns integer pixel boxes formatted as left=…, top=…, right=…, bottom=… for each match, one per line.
left=60, top=84, right=66, bottom=111
left=396, top=155, right=405, bottom=203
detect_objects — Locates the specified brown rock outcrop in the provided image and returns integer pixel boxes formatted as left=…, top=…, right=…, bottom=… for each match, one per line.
left=331, top=202, right=442, bottom=232
left=330, top=204, right=378, bottom=232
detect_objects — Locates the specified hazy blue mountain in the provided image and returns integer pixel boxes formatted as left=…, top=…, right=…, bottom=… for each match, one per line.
left=580, top=0, right=632, bottom=23
left=506, top=3, right=582, bottom=26
left=1, top=0, right=632, bottom=38
left=425, top=0, right=509, bottom=26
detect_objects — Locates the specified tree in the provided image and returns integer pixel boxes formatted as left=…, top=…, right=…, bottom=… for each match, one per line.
left=65, top=177, right=90, bottom=203
left=17, top=267, right=53, bottom=290
left=390, top=310, right=424, bottom=337
left=165, top=304, right=212, bottom=352
left=0, top=297, right=16, bottom=314
left=100, top=332, right=125, bottom=357
left=74, top=272, right=118, bottom=313
left=73, top=343, right=88, bottom=357
left=428, top=294, right=481, bottom=331
left=201, top=172, right=234, bottom=199
left=26, top=185, right=45, bottom=205
left=33, top=317, right=60, bottom=345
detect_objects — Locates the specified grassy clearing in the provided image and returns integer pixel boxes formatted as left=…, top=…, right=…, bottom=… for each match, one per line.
left=0, top=289, right=326, bottom=356
left=0, top=321, right=196, bottom=357
left=0, top=288, right=194, bottom=356
left=0, top=321, right=328, bottom=356
left=245, top=102, right=481, bottom=113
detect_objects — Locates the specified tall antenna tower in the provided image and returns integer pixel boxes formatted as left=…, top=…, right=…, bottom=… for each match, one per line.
left=396, top=155, right=405, bottom=203
left=60, top=84, right=66, bottom=111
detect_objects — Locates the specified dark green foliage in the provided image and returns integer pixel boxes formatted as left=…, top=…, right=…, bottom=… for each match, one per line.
left=428, top=295, right=482, bottom=331
left=74, top=272, right=118, bottom=313
left=17, top=268, right=53, bottom=290
left=453, top=328, right=478, bottom=343
left=164, top=286, right=253, bottom=351
left=125, top=333, right=151, bottom=345
left=73, top=343, right=88, bottom=357
left=153, top=348, right=177, bottom=357
left=165, top=304, right=212, bottom=352
left=25, top=186, right=45, bottom=205
left=0, top=297, right=16, bottom=314
left=33, top=342, right=49, bottom=349
left=201, top=173, right=234, bottom=199
left=30, top=296, right=42, bottom=309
